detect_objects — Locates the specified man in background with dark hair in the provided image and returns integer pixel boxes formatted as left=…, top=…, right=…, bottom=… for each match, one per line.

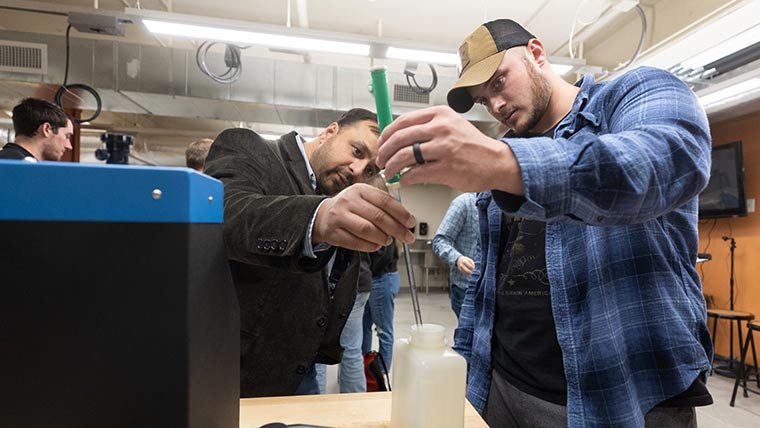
left=0, top=98, right=73, bottom=161
left=204, top=108, right=415, bottom=398
left=185, top=137, right=213, bottom=172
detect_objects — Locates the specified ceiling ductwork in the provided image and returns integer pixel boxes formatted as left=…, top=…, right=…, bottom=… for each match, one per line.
left=0, top=29, right=493, bottom=130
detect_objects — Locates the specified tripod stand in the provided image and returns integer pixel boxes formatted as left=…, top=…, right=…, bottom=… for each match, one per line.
left=726, top=236, right=737, bottom=368
left=713, top=235, right=744, bottom=378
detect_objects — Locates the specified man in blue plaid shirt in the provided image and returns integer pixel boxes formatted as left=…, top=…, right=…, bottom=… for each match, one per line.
left=377, top=19, right=713, bottom=428
left=433, top=192, right=480, bottom=318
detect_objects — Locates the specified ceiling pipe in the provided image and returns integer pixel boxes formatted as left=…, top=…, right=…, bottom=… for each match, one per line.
left=296, top=0, right=309, bottom=29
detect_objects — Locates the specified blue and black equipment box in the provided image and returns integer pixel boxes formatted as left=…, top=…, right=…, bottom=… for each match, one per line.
left=0, top=160, right=240, bottom=428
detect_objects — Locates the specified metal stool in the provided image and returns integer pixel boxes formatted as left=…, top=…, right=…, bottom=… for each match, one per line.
left=730, top=320, right=760, bottom=406
left=707, top=309, right=755, bottom=376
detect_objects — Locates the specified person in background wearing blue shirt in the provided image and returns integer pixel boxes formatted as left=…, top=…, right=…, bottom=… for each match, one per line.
left=376, top=19, right=713, bottom=428
left=433, top=192, right=479, bottom=319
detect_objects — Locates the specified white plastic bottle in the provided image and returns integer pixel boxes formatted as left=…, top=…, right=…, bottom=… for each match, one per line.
left=390, top=323, right=467, bottom=428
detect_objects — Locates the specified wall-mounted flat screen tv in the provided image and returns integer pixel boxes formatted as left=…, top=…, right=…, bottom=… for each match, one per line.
left=698, top=141, right=747, bottom=219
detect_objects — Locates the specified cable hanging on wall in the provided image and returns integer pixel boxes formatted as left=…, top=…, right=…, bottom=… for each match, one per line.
left=612, top=5, right=647, bottom=72
left=195, top=41, right=249, bottom=84
left=55, top=24, right=103, bottom=124
left=404, top=62, right=438, bottom=95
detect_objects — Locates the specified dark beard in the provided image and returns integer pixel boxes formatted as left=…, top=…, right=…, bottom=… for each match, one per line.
left=316, top=167, right=353, bottom=196
left=513, top=57, right=552, bottom=137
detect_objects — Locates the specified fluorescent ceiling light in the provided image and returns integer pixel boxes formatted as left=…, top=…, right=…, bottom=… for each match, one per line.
left=639, top=2, right=760, bottom=73
left=385, top=47, right=581, bottom=73
left=385, top=47, right=459, bottom=66
left=552, top=64, right=574, bottom=75
left=681, top=24, right=760, bottom=70
left=547, top=56, right=587, bottom=76
left=699, top=78, right=760, bottom=108
left=142, top=19, right=370, bottom=56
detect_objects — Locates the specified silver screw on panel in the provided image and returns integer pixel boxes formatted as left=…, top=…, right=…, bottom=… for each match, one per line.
left=208, top=196, right=214, bottom=203
left=152, top=189, right=162, bottom=200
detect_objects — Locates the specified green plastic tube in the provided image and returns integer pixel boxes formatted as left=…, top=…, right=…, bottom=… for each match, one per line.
left=370, top=66, right=422, bottom=326
left=370, top=66, right=393, bottom=133
left=371, top=66, right=401, bottom=185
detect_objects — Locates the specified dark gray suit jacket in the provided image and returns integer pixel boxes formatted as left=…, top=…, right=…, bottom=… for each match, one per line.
left=204, top=128, right=358, bottom=397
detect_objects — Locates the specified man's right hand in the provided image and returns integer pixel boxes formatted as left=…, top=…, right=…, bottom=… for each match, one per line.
left=313, top=183, right=416, bottom=252
left=456, top=256, right=475, bottom=276
left=376, top=106, right=524, bottom=195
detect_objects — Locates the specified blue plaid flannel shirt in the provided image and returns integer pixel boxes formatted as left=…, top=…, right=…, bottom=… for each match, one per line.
left=432, top=192, right=480, bottom=289
left=453, top=67, right=714, bottom=428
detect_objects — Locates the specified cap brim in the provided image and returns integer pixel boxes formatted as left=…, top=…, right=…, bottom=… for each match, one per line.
left=447, top=50, right=506, bottom=113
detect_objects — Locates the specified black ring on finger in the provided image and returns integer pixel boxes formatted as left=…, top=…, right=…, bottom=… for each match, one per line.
left=412, top=142, right=426, bottom=165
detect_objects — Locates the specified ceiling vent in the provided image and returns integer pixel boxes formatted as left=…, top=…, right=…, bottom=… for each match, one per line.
left=393, top=84, right=430, bottom=105
left=0, top=40, right=47, bottom=75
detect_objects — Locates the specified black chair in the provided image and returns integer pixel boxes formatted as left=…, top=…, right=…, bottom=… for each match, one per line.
left=730, top=320, right=760, bottom=406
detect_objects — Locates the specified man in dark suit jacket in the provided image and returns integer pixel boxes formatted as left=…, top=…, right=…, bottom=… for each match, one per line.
left=204, top=108, right=415, bottom=397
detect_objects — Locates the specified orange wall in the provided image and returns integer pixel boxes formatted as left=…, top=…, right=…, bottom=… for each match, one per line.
left=699, top=112, right=760, bottom=360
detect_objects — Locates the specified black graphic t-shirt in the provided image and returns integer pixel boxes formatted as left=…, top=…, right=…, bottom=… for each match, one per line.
left=491, top=216, right=567, bottom=404
left=490, top=217, right=713, bottom=407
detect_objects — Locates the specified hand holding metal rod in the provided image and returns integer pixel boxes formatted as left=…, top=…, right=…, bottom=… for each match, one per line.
left=371, top=66, right=422, bottom=326
left=373, top=170, right=422, bottom=326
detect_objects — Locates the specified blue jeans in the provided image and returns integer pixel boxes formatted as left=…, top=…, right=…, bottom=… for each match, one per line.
left=315, top=363, right=327, bottom=394
left=450, top=284, right=466, bottom=319
left=317, top=290, right=371, bottom=393
left=362, top=271, right=401, bottom=373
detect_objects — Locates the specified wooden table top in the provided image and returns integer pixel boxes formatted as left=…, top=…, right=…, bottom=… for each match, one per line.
left=239, top=391, right=488, bottom=428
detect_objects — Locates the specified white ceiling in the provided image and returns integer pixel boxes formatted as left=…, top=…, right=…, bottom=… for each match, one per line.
left=0, top=0, right=673, bottom=69
left=22, top=0, right=595, bottom=52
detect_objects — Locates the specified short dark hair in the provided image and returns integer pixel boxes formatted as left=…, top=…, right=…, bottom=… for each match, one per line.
left=12, top=98, right=69, bottom=138
left=186, top=138, right=214, bottom=170
left=336, top=108, right=380, bottom=135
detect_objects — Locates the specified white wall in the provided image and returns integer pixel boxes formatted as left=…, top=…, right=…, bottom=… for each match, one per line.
left=396, top=183, right=461, bottom=290
left=399, top=184, right=460, bottom=241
